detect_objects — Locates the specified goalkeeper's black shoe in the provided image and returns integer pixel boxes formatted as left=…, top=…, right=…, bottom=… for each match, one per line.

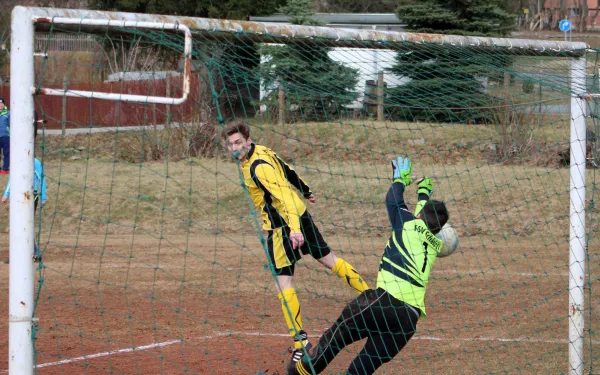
left=289, top=341, right=312, bottom=363
left=286, top=342, right=312, bottom=374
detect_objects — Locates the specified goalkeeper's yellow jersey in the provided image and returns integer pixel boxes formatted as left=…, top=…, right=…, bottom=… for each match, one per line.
left=239, top=144, right=313, bottom=233
left=376, top=182, right=444, bottom=316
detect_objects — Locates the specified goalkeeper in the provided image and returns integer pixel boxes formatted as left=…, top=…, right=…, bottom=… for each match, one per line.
left=287, top=157, right=449, bottom=375
left=224, top=120, right=370, bottom=363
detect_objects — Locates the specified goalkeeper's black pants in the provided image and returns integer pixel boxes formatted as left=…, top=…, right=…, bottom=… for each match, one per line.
left=290, top=288, right=420, bottom=375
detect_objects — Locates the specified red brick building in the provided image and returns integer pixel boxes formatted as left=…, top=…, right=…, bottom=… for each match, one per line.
left=544, top=0, right=600, bottom=30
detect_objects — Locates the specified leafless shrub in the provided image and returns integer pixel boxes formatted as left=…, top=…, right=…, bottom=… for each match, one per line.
left=489, top=100, right=540, bottom=162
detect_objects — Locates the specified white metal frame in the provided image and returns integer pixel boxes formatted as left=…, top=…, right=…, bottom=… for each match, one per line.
left=9, top=7, right=36, bottom=375
left=33, top=17, right=193, bottom=104
left=9, top=6, right=590, bottom=375
left=9, top=7, right=193, bottom=375
left=569, top=57, right=587, bottom=375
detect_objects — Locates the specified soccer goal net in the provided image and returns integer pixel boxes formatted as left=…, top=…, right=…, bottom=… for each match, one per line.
left=5, top=6, right=599, bottom=375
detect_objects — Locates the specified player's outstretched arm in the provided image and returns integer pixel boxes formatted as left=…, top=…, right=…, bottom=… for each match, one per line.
left=386, top=157, right=415, bottom=230
left=41, top=170, right=48, bottom=205
left=414, top=177, right=434, bottom=216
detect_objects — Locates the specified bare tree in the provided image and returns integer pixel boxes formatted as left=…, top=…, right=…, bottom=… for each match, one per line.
left=559, top=0, right=567, bottom=23
left=527, top=0, right=539, bottom=29
left=590, top=1, right=600, bottom=29
left=578, top=0, right=589, bottom=32
left=101, top=36, right=166, bottom=75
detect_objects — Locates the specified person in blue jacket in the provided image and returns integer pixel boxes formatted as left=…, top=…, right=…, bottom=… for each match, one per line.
left=2, top=158, right=47, bottom=263
left=0, top=98, right=9, bottom=174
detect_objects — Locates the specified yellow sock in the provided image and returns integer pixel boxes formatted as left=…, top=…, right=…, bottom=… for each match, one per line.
left=278, top=288, right=307, bottom=349
left=332, top=258, right=369, bottom=294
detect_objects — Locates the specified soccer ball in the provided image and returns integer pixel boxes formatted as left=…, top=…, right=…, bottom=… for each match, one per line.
left=435, top=223, right=459, bottom=257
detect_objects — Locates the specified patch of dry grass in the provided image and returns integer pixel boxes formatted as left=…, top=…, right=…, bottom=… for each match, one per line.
left=6, top=156, right=594, bottom=241
left=39, top=119, right=574, bottom=168
left=21, top=118, right=595, bottom=241
left=23, top=118, right=597, bottom=239
left=243, top=119, right=574, bottom=167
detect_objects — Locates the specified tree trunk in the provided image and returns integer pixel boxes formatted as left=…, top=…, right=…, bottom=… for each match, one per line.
left=591, top=0, right=600, bottom=30
left=575, top=0, right=581, bottom=31
left=528, top=0, right=539, bottom=29
left=580, top=0, right=589, bottom=32
left=195, top=62, right=212, bottom=124
left=560, top=0, right=567, bottom=21
left=538, top=0, right=543, bottom=30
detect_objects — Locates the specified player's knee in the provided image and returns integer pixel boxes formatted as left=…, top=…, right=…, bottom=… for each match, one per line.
left=276, top=275, right=294, bottom=292
left=316, top=252, right=337, bottom=269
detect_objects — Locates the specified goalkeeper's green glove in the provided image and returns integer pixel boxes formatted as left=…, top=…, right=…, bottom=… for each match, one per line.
left=391, top=157, right=412, bottom=186
left=416, top=177, right=434, bottom=198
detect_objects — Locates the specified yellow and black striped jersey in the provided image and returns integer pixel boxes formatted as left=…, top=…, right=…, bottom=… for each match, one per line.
left=376, top=182, right=443, bottom=316
left=240, top=144, right=313, bottom=233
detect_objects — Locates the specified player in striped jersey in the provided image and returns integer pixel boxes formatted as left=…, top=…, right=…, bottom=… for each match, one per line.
left=224, top=120, right=369, bottom=363
left=287, top=157, right=449, bottom=375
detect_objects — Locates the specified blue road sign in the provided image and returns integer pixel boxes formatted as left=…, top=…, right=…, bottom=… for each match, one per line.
left=559, top=19, right=572, bottom=32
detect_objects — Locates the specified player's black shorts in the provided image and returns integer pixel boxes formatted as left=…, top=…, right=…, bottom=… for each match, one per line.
left=266, top=211, right=331, bottom=276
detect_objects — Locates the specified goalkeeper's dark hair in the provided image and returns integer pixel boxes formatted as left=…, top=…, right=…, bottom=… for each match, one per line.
left=421, top=200, right=449, bottom=235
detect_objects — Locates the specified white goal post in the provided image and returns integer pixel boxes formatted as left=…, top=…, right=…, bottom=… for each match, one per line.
left=9, top=6, right=590, bottom=375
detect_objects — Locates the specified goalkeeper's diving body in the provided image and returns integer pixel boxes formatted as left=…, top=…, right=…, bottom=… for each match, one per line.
left=286, top=157, right=449, bottom=375
left=224, top=120, right=370, bottom=363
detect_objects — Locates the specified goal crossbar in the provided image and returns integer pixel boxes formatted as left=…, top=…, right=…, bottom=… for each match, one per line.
left=23, top=6, right=589, bottom=55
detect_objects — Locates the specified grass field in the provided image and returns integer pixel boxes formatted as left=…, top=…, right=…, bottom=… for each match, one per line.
left=1, top=119, right=599, bottom=374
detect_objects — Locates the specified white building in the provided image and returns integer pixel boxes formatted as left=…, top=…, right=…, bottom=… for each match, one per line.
left=250, top=14, right=408, bottom=110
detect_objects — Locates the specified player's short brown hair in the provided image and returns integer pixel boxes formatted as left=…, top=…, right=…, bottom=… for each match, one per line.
left=223, top=120, right=250, bottom=140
